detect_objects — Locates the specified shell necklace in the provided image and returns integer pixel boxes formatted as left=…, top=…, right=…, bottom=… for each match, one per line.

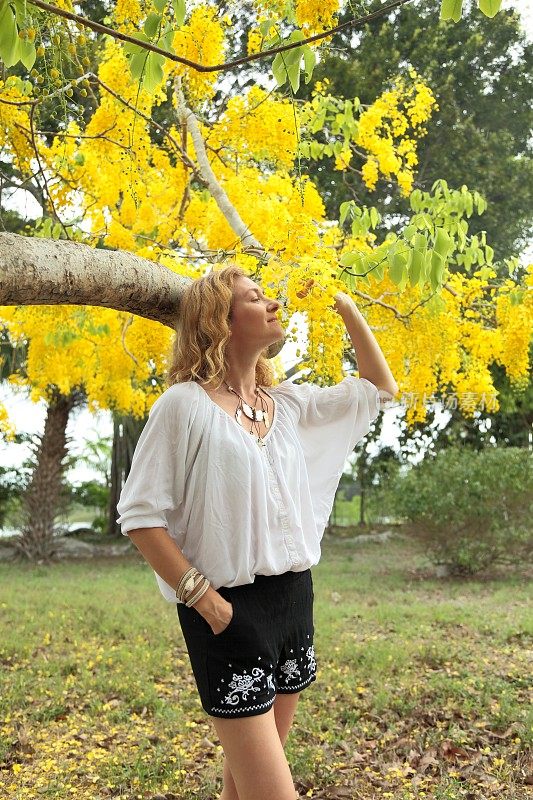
left=223, top=379, right=270, bottom=447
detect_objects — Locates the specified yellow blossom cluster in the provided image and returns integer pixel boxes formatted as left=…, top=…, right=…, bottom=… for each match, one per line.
left=0, top=403, right=16, bottom=441
left=356, top=70, right=438, bottom=196
left=0, top=12, right=531, bottom=434
left=182, top=165, right=325, bottom=262
left=112, top=0, right=145, bottom=27
left=495, top=266, right=533, bottom=387
left=0, top=80, right=34, bottom=176
left=252, top=0, right=288, bottom=19
left=0, top=305, right=172, bottom=418
left=294, top=0, right=341, bottom=36
left=49, top=0, right=75, bottom=10
left=208, top=86, right=298, bottom=170
left=247, top=27, right=265, bottom=56
left=167, top=4, right=227, bottom=104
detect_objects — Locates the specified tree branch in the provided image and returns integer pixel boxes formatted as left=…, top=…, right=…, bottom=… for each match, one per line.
left=26, top=0, right=412, bottom=74
left=174, top=77, right=268, bottom=259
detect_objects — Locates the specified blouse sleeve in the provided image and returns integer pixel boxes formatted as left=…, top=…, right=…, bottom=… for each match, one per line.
left=115, top=388, right=189, bottom=536
left=273, top=376, right=391, bottom=530
left=276, top=375, right=387, bottom=444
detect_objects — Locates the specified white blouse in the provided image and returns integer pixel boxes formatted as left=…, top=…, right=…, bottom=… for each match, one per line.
left=116, top=376, right=389, bottom=603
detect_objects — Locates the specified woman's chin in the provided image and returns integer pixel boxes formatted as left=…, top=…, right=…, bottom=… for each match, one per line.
left=265, top=335, right=285, bottom=359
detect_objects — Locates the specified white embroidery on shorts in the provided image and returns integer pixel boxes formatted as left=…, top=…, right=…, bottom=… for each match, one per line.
left=279, top=657, right=301, bottom=684
left=210, top=698, right=274, bottom=715
left=223, top=667, right=265, bottom=706
left=278, top=639, right=317, bottom=688
left=306, top=645, right=316, bottom=673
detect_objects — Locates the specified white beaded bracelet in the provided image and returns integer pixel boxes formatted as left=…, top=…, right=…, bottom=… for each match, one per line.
left=185, top=576, right=211, bottom=607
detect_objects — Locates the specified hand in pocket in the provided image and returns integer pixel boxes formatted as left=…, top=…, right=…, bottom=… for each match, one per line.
left=210, top=598, right=234, bottom=635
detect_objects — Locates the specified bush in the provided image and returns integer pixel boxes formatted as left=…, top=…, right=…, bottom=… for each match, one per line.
left=0, top=465, right=30, bottom=529
left=374, top=446, right=533, bottom=575
left=66, top=480, right=109, bottom=534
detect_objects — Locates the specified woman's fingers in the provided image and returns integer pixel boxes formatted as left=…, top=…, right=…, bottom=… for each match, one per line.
left=296, top=278, right=315, bottom=299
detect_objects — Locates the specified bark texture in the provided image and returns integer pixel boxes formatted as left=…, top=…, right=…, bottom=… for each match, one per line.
left=0, top=232, right=285, bottom=359
left=13, top=389, right=84, bottom=562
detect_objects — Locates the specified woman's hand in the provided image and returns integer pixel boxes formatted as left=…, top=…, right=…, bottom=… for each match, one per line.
left=209, top=600, right=234, bottom=635
left=296, top=279, right=353, bottom=314
left=193, top=588, right=234, bottom=634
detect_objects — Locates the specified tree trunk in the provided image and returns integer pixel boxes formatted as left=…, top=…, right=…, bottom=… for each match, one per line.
left=0, top=232, right=285, bottom=359
left=13, top=389, right=83, bottom=562
left=108, top=412, right=147, bottom=537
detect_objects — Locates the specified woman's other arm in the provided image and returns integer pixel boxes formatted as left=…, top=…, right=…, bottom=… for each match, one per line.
left=335, top=292, right=399, bottom=398
left=128, top=527, right=232, bottom=634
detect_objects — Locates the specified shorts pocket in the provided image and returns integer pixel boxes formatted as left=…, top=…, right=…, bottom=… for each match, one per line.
left=211, top=596, right=238, bottom=637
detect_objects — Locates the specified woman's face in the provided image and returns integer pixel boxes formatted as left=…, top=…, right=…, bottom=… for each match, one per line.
left=229, top=276, right=283, bottom=346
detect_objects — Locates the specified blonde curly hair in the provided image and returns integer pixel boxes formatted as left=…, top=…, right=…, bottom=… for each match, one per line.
left=166, top=265, right=277, bottom=390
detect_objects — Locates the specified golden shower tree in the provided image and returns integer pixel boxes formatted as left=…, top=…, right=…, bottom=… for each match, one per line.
left=0, top=0, right=530, bottom=557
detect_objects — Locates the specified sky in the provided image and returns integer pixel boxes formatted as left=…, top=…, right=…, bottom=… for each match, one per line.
left=0, top=0, right=531, bottom=487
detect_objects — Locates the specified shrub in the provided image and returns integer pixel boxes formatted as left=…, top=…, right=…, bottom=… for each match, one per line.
left=374, top=446, right=533, bottom=575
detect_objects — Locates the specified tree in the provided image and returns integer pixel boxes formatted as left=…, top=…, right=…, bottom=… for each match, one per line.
left=300, top=0, right=532, bottom=262
left=0, top=0, right=531, bottom=561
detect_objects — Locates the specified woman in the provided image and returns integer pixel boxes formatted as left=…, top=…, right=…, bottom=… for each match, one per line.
left=116, top=265, right=398, bottom=800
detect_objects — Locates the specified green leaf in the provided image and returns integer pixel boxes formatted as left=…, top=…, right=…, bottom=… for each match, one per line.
left=369, top=207, right=380, bottom=229
left=414, top=232, right=428, bottom=252
left=339, top=201, right=353, bottom=226
left=309, top=141, right=323, bottom=159
left=153, top=0, right=167, bottom=10
left=0, top=2, right=21, bottom=68
left=157, top=27, right=175, bottom=52
left=123, top=30, right=149, bottom=56
left=351, top=221, right=363, bottom=238
left=484, top=244, right=494, bottom=264
left=11, top=0, right=28, bottom=25
left=309, top=109, right=326, bottom=134
left=409, top=249, right=424, bottom=287
left=283, top=44, right=303, bottom=66
left=387, top=246, right=407, bottom=286
left=374, top=261, right=385, bottom=282
left=302, top=45, right=316, bottom=84
left=339, top=252, right=359, bottom=267
left=272, top=52, right=288, bottom=87
left=142, top=51, right=165, bottom=92
left=144, top=12, right=161, bottom=38
left=478, top=0, right=501, bottom=18
left=19, top=38, right=36, bottom=71
left=298, top=141, right=311, bottom=158
left=286, top=60, right=301, bottom=93
left=259, top=18, right=276, bottom=36
left=434, top=227, right=452, bottom=259
left=403, top=224, right=417, bottom=242
left=172, top=0, right=186, bottom=25
left=429, top=251, right=445, bottom=291
left=440, top=0, right=463, bottom=22
left=288, top=29, right=305, bottom=43
left=129, top=50, right=148, bottom=81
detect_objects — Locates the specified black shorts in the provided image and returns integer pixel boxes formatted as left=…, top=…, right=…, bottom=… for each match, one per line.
left=176, top=568, right=317, bottom=718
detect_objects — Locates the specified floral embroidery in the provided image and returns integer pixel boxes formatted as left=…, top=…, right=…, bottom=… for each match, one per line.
left=279, top=657, right=301, bottom=684
left=306, top=645, right=316, bottom=673
left=224, top=666, right=266, bottom=706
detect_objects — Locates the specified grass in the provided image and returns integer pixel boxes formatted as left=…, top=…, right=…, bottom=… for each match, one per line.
left=0, top=534, right=531, bottom=799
